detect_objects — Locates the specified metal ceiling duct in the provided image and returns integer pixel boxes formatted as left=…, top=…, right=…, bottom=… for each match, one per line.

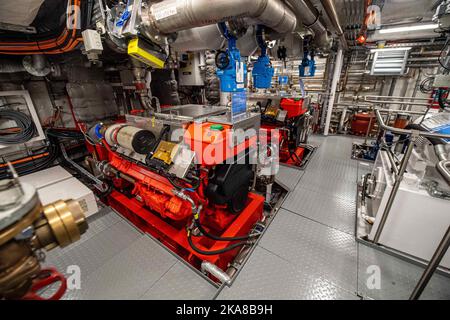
left=169, top=0, right=336, bottom=53
left=171, top=24, right=259, bottom=56
left=320, top=0, right=349, bottom=50
left=285, top=0, right=332, bottom=51
left=170, top=25, right=225, bottom=52
left=143, top=0, right=297, bottom=35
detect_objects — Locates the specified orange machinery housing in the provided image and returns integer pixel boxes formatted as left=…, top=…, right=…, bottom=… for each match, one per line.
left=260, top=98, right=309, bottom=167
left=89, top=121, right=264, bottom=275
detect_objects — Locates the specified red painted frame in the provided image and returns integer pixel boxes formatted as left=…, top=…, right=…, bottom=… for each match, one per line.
left=107, top=190, right=264, bottom=271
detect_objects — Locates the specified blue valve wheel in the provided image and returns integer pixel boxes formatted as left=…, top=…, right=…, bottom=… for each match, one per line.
left=215, top=51, right=230, bottom=70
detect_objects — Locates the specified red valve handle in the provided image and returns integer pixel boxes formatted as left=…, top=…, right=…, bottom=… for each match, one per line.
left=22, top=268, right=67, bottom=300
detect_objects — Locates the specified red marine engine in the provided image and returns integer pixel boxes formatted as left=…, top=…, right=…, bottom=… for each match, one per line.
left=87, top=121, right=264, bottom=276
left=259, top=98, right=314, bottom=167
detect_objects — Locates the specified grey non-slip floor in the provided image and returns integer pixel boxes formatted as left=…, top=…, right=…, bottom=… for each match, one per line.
left=42, top=208, right=218, bottom=300
left=217, top=135, right=450, bottom=300
left=44, top=135, right=450, bottom=300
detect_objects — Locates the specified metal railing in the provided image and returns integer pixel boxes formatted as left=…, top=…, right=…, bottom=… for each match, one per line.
left=363, top=95, right=433, bottom=108
left=373, top=109, right=450, bottom=244
left=409, top=226, right=450, bottom=300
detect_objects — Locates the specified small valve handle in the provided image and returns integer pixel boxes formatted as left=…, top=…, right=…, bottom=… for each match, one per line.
left=22, top=268, right=67, bottom=300
left=215, top=51, right=230, bottom=70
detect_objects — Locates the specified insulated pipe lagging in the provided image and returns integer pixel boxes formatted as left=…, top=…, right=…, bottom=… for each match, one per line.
left=145, top=0, right=297, bottom=35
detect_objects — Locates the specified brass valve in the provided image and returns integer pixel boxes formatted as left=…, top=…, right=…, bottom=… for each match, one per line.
left=0, top=163, right=88, bottom=299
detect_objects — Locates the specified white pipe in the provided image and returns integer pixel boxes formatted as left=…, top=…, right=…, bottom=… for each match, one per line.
left=324, top=48, right=343, bottom=136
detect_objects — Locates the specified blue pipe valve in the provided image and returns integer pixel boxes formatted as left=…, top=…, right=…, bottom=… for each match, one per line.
left=253, top=55, right=274, bottom=89
left=299, top=52, right=316, bottom=77
left=252, top=25, right=274, bottom=89
left=216, top=23, right=246, bottom=93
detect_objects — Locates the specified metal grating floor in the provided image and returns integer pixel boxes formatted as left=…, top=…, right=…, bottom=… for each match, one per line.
left=44, top=135, right=450, bottom=299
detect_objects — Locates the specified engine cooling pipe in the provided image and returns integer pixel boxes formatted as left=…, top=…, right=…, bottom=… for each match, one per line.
left=285, top=0, right=332, bottom=51
left=143, top=0, right=297, bottom=35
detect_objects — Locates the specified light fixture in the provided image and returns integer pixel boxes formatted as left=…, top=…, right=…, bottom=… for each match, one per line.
left=356, top=34, right=367, bottom=45
left=370, top=47, right=412, bottom=53
left=379, top=23, right=439, bottom=34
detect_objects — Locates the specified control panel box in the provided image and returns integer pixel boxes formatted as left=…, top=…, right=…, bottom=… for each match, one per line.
left=179, top=52, right=204, bottom=86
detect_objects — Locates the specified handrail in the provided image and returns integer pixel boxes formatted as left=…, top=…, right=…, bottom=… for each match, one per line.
left=372, top=108, right=450, bottom=244
left=334, top=103, right=427, bottom=115
left=410, top=226, right=450, bottom=300
left=375, top=109, right=450, bottom=140
left=363, top=95, right=433, bottom=107
left=364, top=95, right=431, bottom=101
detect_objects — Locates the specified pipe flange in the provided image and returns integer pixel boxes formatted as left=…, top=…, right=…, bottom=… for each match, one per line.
left=42, top=200, right=87, bottom=248
left=22, top=56, right=51, bottom=77
left=0, top=182, right=40, bottom=235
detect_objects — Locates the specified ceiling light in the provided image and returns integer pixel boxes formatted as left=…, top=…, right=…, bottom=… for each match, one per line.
left=370, top=47, right=412, bottom=53
left=379, top=24, right=439, bottom=34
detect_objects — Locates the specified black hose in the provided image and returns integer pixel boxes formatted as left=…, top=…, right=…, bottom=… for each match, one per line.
left=46, top=128, right=85, bottom=141
left=194, top=219, right=258, bottom=241
left=187, top=232, right=247, bottom=256
left=0, top=109, right=36, bottom=144
left=0, top=128, right=85, bottom=179
left=0, top=143, right=59, bottom=179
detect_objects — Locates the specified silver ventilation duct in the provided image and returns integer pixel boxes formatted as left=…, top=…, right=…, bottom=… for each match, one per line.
left=171, top=24, right=263, bottom=56
left=143, top=0, right=297, bottom=35
left=170, top=25, right=225, bottom=52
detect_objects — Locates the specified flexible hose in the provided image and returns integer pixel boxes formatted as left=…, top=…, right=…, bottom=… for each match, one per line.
left=187, top=231, right=248, bottom=256
left=0, top=143, right=58, bottom=179
left=0, top=109, right=37, bottom=144
left=194, top=219, right=259, bottom=241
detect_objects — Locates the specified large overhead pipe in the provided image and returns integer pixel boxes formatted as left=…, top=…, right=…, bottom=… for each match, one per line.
left=171, top=24, right=259, bottom=56
left=143, top=0, right=297, bottom=35
left=320, top=0, right=348, bottom=50
left=170, top=25, right=225, bottom=52
left=0, top=60, right=25, bottom=73
left=286, top=0, right=332, bottom=51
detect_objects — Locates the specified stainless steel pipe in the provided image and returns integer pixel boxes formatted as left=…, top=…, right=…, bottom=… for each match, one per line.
left=372, top=109, right=450, bottom=243
left=145, top=0, right=297, bottom=35
left=319, top=0, right=348, bottom=50
left=409, top=226, right=450, bottom=300
left=437, top=160, right=450, bottom=185
left=373, top=133, right=416, bottom=244
left=375, top=109, right=450, bottom=140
